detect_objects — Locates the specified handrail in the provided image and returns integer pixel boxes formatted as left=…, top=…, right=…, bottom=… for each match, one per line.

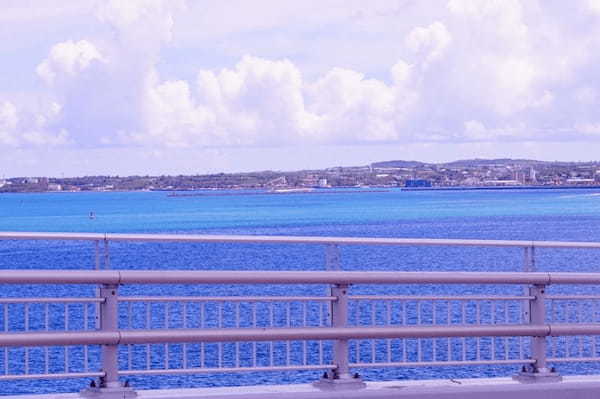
left=2, top=324, right=600, bottom=348
left=2, top=231, right=600, bottom=249
left=2, top=270, right=600, bottom=285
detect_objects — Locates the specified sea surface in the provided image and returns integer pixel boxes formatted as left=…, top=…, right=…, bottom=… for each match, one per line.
left=2, top=188, right=600, bottom=394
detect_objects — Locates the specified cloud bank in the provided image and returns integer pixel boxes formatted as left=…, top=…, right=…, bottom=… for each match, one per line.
left=2, top=0, right=600, bottom=175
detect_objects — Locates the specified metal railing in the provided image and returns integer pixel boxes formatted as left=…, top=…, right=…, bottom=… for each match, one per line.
left=2, top=232, right=600, bottom=395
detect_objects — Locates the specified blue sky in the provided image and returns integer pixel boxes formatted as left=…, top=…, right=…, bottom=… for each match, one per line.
left=2, top=0, right=600, bottom=177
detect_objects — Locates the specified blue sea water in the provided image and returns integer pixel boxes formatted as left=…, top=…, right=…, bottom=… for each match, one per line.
left=2, top=188, right=600, bottom=395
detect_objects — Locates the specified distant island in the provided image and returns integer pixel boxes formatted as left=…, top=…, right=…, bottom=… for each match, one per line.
left=1, top=158, right=600, bottom=193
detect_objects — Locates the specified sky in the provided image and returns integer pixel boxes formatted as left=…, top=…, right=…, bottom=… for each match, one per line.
left=2, top=0, right=600, bottom=177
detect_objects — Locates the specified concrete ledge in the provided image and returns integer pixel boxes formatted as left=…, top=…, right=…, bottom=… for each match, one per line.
left=14, top=375, right=600, bottom=399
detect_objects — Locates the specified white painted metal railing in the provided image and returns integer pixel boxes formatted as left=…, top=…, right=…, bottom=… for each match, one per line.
left=2, top=232, right=600, bottom=395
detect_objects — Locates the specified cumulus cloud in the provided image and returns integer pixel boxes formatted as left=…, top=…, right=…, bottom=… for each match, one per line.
left=0, top=99, right=69, bottom=148
left=5, top=0, right=600, bottom=159
left=405, top=22, right=452, bottom=65
left=36, top=40, right=105, bottom=85
left=0, top=101, right=19, bottom=146
left=135, top=55, right=423, bottom=147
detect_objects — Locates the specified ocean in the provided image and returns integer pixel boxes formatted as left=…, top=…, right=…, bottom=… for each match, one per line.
left=2, top=188, right=600, bottom=394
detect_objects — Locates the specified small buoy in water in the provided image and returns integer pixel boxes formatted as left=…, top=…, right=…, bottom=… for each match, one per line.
left=89, top=211, right=96, bottom=219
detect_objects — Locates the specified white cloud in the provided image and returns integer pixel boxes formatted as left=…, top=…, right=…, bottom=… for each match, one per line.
left=576, top=123, right=600, bottom=136
left=405, top=22, right=452, bottom=65
left=36, top=40, right=105, bottom=85
left=97, top=0, right=185, bottom=47
left=0, top=101, right=19, bottom=146
left=0, top=99, right=69, bottom=148
left=587, top=0, right=600, bottom=14
left=463, top=120, right=490, bottom=141
left=5, top=0, right=600, bottom=169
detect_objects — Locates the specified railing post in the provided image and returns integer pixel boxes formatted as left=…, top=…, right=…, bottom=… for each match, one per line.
left=313, top=283, right=365, bottom=391
left=514, top=284, right=561, bottom=383
left=81, top=284, right=136, bottom=398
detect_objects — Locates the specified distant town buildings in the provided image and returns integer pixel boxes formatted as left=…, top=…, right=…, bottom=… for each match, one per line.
left=2, top=159, right=600, bottom=193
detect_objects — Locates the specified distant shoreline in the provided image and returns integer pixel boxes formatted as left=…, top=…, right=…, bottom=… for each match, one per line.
left=401, top=185, right=600, bottom=191
left=2, top=185, right=600, bottom=195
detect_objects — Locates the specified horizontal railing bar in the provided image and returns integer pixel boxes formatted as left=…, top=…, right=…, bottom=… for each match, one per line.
left=3, top=231, right=600, bottom=250
left=119, top=365, right=334, bottom=376
left=0, top=270, right=120, bottom=284
left=4, top=270, right=600, bottom=285
left=119, top=325, right=549, bottom=343
left=548, top=357, right=600, bottom=363
left=0, top=325, right=552, bottom=346
left=0, top=270, right=548, bottom=285
left=0, top=332, right=119, bottom=346
left=118, top=296, right=336, bottom=302
left=550, top=324, right=600, bottom=335
left=0, top=372, right=104, bottom=380
left=351, top=360, right=535, bottom=368
left=350, top=295, right=534, bottom=301
left=0, top=297, right=104, bottom=304
left=2, top=323, right=600, bottom=347
left=547, top=295, right=600, bottom=300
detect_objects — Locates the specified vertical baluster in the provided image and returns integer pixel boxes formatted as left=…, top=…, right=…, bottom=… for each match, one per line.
left=84, top=303, right=89, bottom=371
left=253, top=303, right=257, bottom=367
left=146, top=303, right=151, bottom=370
left=594, top=301, right=599, bottom=358
left=64, top=302, right=70, bottom=373
left=551, top=300, right=557, bottom=358
left=218, top=302, right=223, bottom=368
left=45, top=304, right=49, bottom=331
left=354, top=301, right=360, bottom=363
left=319, top=338, right=324, bottom=366
left=25, top=304, right=29, bottom=331
left=218, top=342, right=223, bottom=368
left=519, top=336, right=524, bottom=359
left=235, top=303, right=240, bottom=368
left=461, top=302, right=466, bottom=361
left=417, top=301, right=422, bottom=362
left=371, top=334, right=375, bottom=363
left=183, top=302, right=188, bottom=369
left=320, top=302, right=325, bottom=327
left=22, top=304, right=29, bottom=374
left=371, top=301, right=376, bottom=363
left=386, top=301, right=392, bottom=362
left=371, top=301, right=376, bottom=326
left=491, top=301, right=496, bottom=360
left=44, top=347, right=49, bottom=374
left=65, top=345, right=69, bottom=373
left=476, top=302, right=481, bottom=361
left=165, top=303, right=170, bottom=370
left=402, top=301, right=407, bottom=363
left=447, top=301, right=451, bottom=361
left=578, top=302, right=584, bottom=357
left=432, top=301, right=437, bottom=361
left=271, top=303, right=276, bottom=366
left=128, top=345, right=132, bottom=371
left=285, top=303, right=290, bottom=365
left=200, top=303, right=205, bottom=368
left=128, top=302, right=133, bottom=329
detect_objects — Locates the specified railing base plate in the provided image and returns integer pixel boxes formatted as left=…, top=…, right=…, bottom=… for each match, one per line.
left=312, top=374, right=366, bottom=391
left=512, top=370, right=562, bottom=384
left=79, top=386, right=137, bottom=399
